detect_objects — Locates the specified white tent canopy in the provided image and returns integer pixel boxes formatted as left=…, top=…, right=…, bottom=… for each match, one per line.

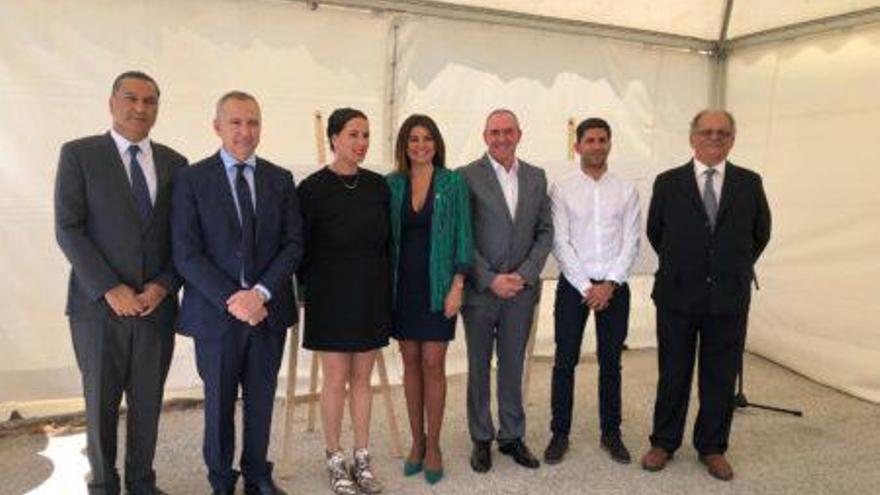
left=0, top=0, right=878, bottom=417
left=320, top=0, right=880, bottom=45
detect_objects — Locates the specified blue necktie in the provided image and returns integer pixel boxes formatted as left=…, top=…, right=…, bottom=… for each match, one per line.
left=235, top=163, right=256, bottom=286
left=128, top=144, right=152, bottom=223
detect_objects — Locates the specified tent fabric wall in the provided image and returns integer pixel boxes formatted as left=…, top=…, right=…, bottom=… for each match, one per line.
left=0, top=0, right=391, bottom=406
left=391, top=15, right=710, bottom=359
left=2, top=0, right=878, bottom=414
left=726, top=24, right=880, bottom=403
left=0, top=0, right=713, bottom=414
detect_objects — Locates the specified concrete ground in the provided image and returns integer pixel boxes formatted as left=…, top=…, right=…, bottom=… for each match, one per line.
left=2, top=349, right=879, bottom=494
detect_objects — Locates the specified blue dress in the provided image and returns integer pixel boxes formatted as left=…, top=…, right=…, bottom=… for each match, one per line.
left=393, top=178, right=457, bottom=342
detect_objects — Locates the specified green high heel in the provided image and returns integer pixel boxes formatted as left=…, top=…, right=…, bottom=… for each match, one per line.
left=403, top=437, right=426, bottom=476
left=424, top=448, right=444, bottom=485
left=424, top=467, right=444, bottom=485
left=403, top=458, right=423, bottom=476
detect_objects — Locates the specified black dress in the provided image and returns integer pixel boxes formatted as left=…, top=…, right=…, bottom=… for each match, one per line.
left=393, top=178, right=457, bottom=342
left=298, top=167, right=391, bottom=352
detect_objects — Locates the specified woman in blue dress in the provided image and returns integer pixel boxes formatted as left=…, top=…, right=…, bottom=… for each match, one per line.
left=386, top=114, right=473, bottom=484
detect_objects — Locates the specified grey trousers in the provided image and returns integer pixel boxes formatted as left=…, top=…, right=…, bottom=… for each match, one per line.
left=462, top=298, right=536, bottom=443
left=70, top=303, right=174, bottom=495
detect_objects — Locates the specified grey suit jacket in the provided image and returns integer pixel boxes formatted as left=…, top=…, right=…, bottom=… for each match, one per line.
left=55, top=132, right=187, bottom=321
left=459, top=154, right=553, bottom=306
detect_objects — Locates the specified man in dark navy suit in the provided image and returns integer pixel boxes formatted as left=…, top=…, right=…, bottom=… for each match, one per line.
left=172, top=91, right=303, bottom=495
left=55, top=71, right=186, bottom=495
left=641, top=110, right=771, bottom=481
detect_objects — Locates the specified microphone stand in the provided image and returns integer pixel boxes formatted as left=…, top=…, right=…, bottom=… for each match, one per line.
left=734, top=272, right=803, bottom=417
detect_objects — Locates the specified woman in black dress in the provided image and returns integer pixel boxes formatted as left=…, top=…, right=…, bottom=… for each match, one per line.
left=386, top=115, right=472, bottom=484
left=298, top=108, right=390, bottom=495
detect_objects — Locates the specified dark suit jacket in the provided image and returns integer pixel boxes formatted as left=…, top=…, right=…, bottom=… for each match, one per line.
left=647, top=161, right=771, bottom=316
left=55, top=132, right=187, bottom=321
left=459, top=154, right=553, bottom=307
left=172, top=153, right=303, bottom=340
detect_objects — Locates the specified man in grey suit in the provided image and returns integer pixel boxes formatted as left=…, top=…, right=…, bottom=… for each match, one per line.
left=459, top=109, right=553, bottom=472
left=55, top=71, right=187, bottom=495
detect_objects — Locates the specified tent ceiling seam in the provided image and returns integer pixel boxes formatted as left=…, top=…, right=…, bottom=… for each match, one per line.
left=303, top=1, right=880, bottom=57
left=727, top=7, right=880, bottom=51
left=306, top=0, right=715, bottom=52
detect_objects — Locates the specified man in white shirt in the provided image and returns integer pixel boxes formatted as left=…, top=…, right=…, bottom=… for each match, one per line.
left=544, top=118, right=640, bottom=465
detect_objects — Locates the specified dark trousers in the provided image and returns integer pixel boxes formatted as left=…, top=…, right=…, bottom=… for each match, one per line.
left=194, top=323, right=286, bottom=492
left=550, top=276, right=629, bottom=438
left=70, top=307, right=175, bottom=495
left=649, top=309, right=746, bottom=455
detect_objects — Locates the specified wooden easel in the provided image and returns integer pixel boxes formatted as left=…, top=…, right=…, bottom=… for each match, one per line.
left=281, top=111, right=403, bottom=464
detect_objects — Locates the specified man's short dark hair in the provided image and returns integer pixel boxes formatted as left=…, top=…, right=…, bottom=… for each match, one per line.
left=111, top=71, right=160, bottom=97
left=575, top=117, right=611, bottom=142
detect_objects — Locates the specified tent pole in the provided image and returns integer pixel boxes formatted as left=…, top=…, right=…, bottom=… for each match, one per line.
left=709, top=0, right=734, bottom=109
left=382, top=17, right=402, bottom=169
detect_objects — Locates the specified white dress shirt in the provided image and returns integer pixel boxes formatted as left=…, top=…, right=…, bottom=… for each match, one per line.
left=550, top=169, right=640, bottom=294
left=110, top=128, right=157, bottom=204
left=488, top=154, right=519, bottom=220
left=693, top=158, right=726, bottom=202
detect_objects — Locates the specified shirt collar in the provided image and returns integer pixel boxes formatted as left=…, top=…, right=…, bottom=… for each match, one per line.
left=580, top=167, right=611, bottom=183
left=694, top=157, right=726, bottom=177
left=220, top=148, right=257, bottom=172
left=487, top=153, right=519, bottom=176
left=110, top=128, right=150, bottom=157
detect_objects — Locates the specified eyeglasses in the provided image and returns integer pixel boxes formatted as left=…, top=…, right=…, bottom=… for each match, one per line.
left=694, top=129, right=733, bottom=139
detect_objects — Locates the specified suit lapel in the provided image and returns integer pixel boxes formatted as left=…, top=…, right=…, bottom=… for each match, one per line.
left=513, top=162, right=530, bottom=225
left=677, top=161, right=708, bottom=220
left=145, top=144, right=170, bottom=231
left=254, top=159, right=272, bottom=245
left=101, top=133, right=142, bottom=226
left=716, top=162, right=743, bottom=226
left=479, top=155, right=514, bottom=225
left=210, top=154, right=242, bottom=236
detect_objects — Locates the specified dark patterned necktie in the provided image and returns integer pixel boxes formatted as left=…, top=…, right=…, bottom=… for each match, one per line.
left=235, top=163, right=256, bottom=285
left=128, top=144, right=152, bottom=223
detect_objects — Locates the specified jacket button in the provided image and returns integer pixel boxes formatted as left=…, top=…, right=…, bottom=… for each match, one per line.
left=706, top=276, right=713, bottom=284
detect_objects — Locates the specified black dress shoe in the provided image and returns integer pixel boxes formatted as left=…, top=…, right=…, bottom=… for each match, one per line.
left=126, top=488, right=170, bottom=495
left=470, top=440, right=492, bottom=473
left=499, top=439, right=540, bottom=469
left=244, top=479, right=288, bottom=495
left=543, top=434, right=569, bottom=464
left=212, top=490, right=235, bottom=495
left=600, top=435, right=632, bottom=464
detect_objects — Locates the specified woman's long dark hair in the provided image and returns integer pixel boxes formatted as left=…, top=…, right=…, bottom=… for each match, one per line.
left=394, top=114, right=446, bottom=174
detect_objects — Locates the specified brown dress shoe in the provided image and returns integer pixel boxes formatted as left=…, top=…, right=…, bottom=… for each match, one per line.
left=641, top=447, right=672, bottom=472
left=700, top=454, right=734, bottom=481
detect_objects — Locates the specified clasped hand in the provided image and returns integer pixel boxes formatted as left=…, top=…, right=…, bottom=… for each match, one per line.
left=584, top=282, right=615, bottom=311
left=104, top=282, right=167, bottom=317
left=490, top=273, right=525, bottom=299
left=227, top=289, right=268, bottom=326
